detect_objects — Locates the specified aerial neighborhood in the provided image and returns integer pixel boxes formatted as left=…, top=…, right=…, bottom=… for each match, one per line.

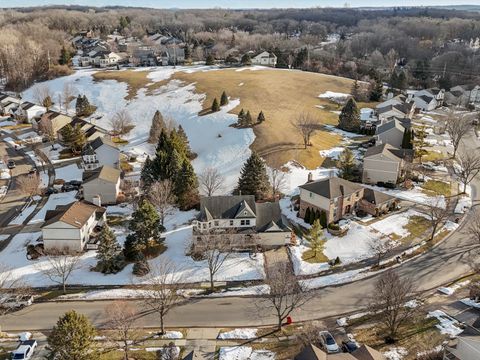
left=1, top=3, right=480, bottom=360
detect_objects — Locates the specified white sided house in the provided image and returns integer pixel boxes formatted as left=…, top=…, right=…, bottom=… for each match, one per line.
left=409, top=88, right=445, bottom=111
left=82, top=137, right=120, bottom=170
left=0, top=93, right=21, bottom=115
left=82, top=165, right=121, bottom=205
left=251, top=51, right=277, bottom=67
left=41, top=201, right=106, bottom=252
left=362, top=143, right=412, bottom=186
left=192, top=195, right=292, bottom=251
left=15, top=102, right=46, bottom=123
left=34, top=111, right=73, bottom=136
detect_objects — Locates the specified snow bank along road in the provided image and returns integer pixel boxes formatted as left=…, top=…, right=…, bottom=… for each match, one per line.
left=1, top=133, right=479, bottom=331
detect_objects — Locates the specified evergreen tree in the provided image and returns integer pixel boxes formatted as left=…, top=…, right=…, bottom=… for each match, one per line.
left=389, top=72, right=398, bottom=89
left=96, top=226, right=121, bottom=274
left=59, top=46, right=71, bottom=66
left=60, top=124, right=74, bottom=148
left=177, top=125, right=194, bottom=159
left=304, top=219, right=325, bottom=258
left=370, top=77, right=383, bottom=101
left=75, top=94, right=96, bottom=117
left=123, top=234, right=141, bottom=262
left=205, top=54, right=215, bottom=65
left=47, top=310, right=98, bottom=360
left=337, top=148, right=356, bottom=181
left=75, top=95, right=84, bottom=116
left=413, top=126, right=428, bottom=163
left=257, top=111, right=265, bottom=123
left=308, top=208, right=315, bottom=224
left=338, top=98, right=361, bottom=133
left=293, top=48, right=308, bottom=69
left=175, top=159, right=199, bottom=210
left=273, top=47, right=289, bottom=68
left=220, top=91, right=229, bottom=106
left=241, top=53, right=252, bottom=66
left=397, top=71, right=407, bottom=90
left=304, top=207, right=311, bottom=223
left=148, top=110, right=166, bottom=144
left=245, top=111, right=253, bottom=126
left=237, top=109, right=246, bottom=126
left=184, top=45, right=191, bottom=61
left=401, top=128, right=413, bottom=149
left=42, top=96, right=53, bottom=111
left=128, top=199, right=161, bottom=251
left=71, top=124, right=86, bottom=154
left=351, top=79, right=360, bottom=101
left=235, top=152, right=270, bottom=200
left=413, top=59, right=431, bottom=86
left=320, top=211, right=327, bottom=228
left=211, top=98, right=220, bottom=112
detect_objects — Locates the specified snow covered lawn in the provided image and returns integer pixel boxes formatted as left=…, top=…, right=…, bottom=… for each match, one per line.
left=218, top=328, right=258, bottom=340
left=370, top=210, right=429, bottom=238
left=383, top=347, right=408, bottom=360
left=219, top=347, right=275, bottom=360
left=427, top=310, right=463, bottom=337
left=300, top=269, right=370, bottom=290
left=55, top=164, right=83, bottom=182
left=9, top=203, right=37, bottom=225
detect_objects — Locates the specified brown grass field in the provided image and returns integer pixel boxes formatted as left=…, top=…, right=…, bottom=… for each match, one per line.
left=93, top=68, right=371, bottom=168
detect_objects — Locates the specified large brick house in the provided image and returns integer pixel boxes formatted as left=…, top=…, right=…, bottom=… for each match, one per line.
left=298, top=176, right=396, bottom=223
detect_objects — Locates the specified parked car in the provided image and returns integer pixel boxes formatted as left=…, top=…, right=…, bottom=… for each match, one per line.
left=7, top=160, right=15, bottom=169
left=2, top=295, right=34, bottom=309
left=67, top=180, right=82, bottom=187
left=10, top=340, right=37, bottom=360
left=319, top=331, right=340, bottom=353
left=342, top=340, right=359, bottom=353
left=45, top=187, right=58, bottom=195
left=61, top=184, right=76, bottom=192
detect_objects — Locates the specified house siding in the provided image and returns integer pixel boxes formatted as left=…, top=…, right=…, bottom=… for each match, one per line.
left=83, top=178, right=120, bottom=205
left=362, top=156, right=401, bottom=184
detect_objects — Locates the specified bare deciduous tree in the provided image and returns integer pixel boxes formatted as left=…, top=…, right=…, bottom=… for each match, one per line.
left=445, top=112, right=471, bottom=159
left=16, top=174, right=41, bottom=199
left=148, top=180, right=176, bottom=227
left=110, top=110, right=135, bottom=138
left=192, top=232, right=233, bottom=292
left=105, top=301, right=140, bottom=360
left=199, top=167, right=224, bottom=196
left=40, top=249, right=82, bottom=294
left=368, top=270, right=418, bottom=341
left=38, top=114, right=56, bottom=145
left=426, top=198, right=449, bottom=241
left=259, top=262, right=313, bottom=330
left=468, top=209, right=480, bottom=246
left=62, top=82, right=77, bottom=114
left=32, top=84, right=53, bottom=110
left=0, top=265, right=31, bottom=316
left=143, top=261, right=184, bottom=335
left=454, top=152, right=480, bottom=194
left=268, top=168, right=287, bottom=197
left=292, top=112, right=319, bottom=149
left=369, top=239, right=392, bottom=267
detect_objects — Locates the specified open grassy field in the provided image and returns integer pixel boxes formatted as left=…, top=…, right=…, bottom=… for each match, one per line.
left=93, top=67, right=367, bottom=168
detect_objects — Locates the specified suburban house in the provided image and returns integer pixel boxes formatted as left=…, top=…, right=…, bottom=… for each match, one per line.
left=192, top=195, right=292, bottom=251
left=92, top=51, right=122, bottom=67
left=445, top=84, right=480, bottom=107
left=161, top=47, right=185, bottom=66
left=375, top=119, right=407, bottom=148
left=295, top=344, right=386, bottom=360
left=251, top=51, right=277, bottom=67
left=444, top=335, right=480, bottom=359
left=82, top=165, right=121, bottom=205
left=376, top=94, right=407, bottom=109
left=0, top=93, right=21, bottom=115
left=34, top=111, right=72, bottom=136
left=409, top=88, right=445, bottom=111
left=376, top=102, right=415, bottom=122
left=58, top=117, right=107, bottom=143
left=298, top=176, right=396, bottom=223
left=14, top=102, right=46, bottom=123
left=362, top=143, right=412, bottom=186
left=360, top=108, right=379, bottom=129
left=82, top=137, right=120, bottom=170
left=41, top=201, right=106, bottom=252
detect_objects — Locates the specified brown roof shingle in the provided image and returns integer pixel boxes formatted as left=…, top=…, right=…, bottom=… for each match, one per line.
left=42, top=201, right=105, bottom=228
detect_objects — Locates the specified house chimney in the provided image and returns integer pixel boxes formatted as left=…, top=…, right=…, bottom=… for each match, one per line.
left=92, top=195, right=101, bottom=207
left=307, top=172, right=313, bottom=183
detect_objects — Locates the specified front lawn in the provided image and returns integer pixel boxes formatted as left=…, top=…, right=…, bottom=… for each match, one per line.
left=422, top=180, right=451, bottom=197
left=301, top=248, right=329, bottom=264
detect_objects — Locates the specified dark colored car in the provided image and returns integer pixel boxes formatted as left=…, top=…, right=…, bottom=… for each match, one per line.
left=342, top=340, right=359, bottom=353
left=7, top=160, right=15, bottom=169
left=45, top=187, right=58, bottom=195
left=68, top=180, right=82, bottom=187
left=61, top=184, right=76, bottom=192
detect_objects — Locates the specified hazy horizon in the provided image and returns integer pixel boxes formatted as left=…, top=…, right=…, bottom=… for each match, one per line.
left=4, top=0, right=480, bottom=9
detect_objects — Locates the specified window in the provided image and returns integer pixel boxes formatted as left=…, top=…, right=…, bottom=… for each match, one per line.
left=245, top=219, right=250, bottom=226
left=229, top=220, right=234, bottom=226
left=241, top=220, right=245, bottom=226
left=214, top=221, right=219, bottom=226
left=309, top=192, right=313, bottom=198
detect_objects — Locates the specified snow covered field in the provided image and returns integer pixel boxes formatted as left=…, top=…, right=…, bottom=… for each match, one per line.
left=55, top=163, right=83, bottom=182
left=28, top=191, right=77, bottom=224
left=219, top=347, right=275, bottom=360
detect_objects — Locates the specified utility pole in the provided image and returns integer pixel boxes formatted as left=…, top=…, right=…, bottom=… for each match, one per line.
left=47, top=50, right=51, bottom=71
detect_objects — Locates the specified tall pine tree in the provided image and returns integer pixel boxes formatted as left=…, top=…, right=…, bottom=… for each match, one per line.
left=95, top=226, right=121, bottom=274
left=148, top=110, right=166, bottom=144
left=338, top=98, right=361, bottom=133
left=128, top=199, right=161, bottom=252
left=220, top=91, right=229, bottom=106
left=235, top=152, right=270, bottom=200
left=211, top=98, right=220, bottom=112
left=337, top=148, right=356, bottom=181
left=175, top=159, right=199, bottom=210
left=370, top=77, right=384, bottom=101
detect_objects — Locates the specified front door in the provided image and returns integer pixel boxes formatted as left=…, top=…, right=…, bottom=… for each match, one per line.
left=345, top=205, right=351, bottom=214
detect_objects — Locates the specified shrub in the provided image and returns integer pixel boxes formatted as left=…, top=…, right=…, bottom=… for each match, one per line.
left=132, top=257, right=150, bottom=276
left=328, top=222, right=340, bottom=230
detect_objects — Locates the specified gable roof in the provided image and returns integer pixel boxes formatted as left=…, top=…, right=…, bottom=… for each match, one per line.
left=363, top=188, right=395, bottom=205
left=352, top=345, right=385, bottom=360
left=199, top=195, right=256, bottom=221
left=42, top=201, right=105, bottom=229
left=375, top=119, right=405, bottom=136
left=89, top=136, right=117, bottom=151
left=364, top=143, right=402, bottom=162
left=83, top=165, right=121, bottom=184
left=299, top=177, right=363, bottom=200
left=235, top=200, right=256, bottom=219
left=294, top=344, right=327, bottom=360
left=446, top=336, right=480, bottom=359
left=255, top=201, right=288, bottom=232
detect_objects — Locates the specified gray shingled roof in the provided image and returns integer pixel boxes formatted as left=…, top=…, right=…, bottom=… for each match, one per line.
left=365, top=143, right=402, bottom=161
left=363, top=188, right=395, bottom=205
left=375, top=119, right=405, bottom=135
left=199, top=195, right=256, bottom=221
left=299, top=177, right=363, bottom=200
left=255, top=201, right=287, bottom=232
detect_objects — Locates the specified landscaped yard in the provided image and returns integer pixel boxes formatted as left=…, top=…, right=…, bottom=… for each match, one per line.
left=422, top=179, right=451, bottom=197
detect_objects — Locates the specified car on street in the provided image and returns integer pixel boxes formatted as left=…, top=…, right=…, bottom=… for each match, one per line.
left=319, top=331, right=340, bottom=353
left=7, top=160, right=15, bottom=169
left=342, top=340, right=359, bottom=353
left=11, top=339, right=37, bottom=359
left=61, top=184, right=76, bottom=192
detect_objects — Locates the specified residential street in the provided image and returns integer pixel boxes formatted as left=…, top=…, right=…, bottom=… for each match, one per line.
left=1, top=131, right=479, bottom=332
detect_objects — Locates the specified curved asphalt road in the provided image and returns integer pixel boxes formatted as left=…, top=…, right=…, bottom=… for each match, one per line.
left=1, top=133, right=479, bottom=331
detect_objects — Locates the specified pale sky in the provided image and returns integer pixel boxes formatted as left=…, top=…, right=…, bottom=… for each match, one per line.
left=3, top=0, right=480, bottom=9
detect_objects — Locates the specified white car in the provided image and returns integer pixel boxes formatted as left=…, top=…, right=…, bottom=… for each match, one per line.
left=319, top=331, right=340, bottom=353
left=11, top=340, right=37, bottom=360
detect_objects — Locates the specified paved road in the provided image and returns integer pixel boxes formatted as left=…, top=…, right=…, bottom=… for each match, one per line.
left=1, top=133, right=479, bottom=331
